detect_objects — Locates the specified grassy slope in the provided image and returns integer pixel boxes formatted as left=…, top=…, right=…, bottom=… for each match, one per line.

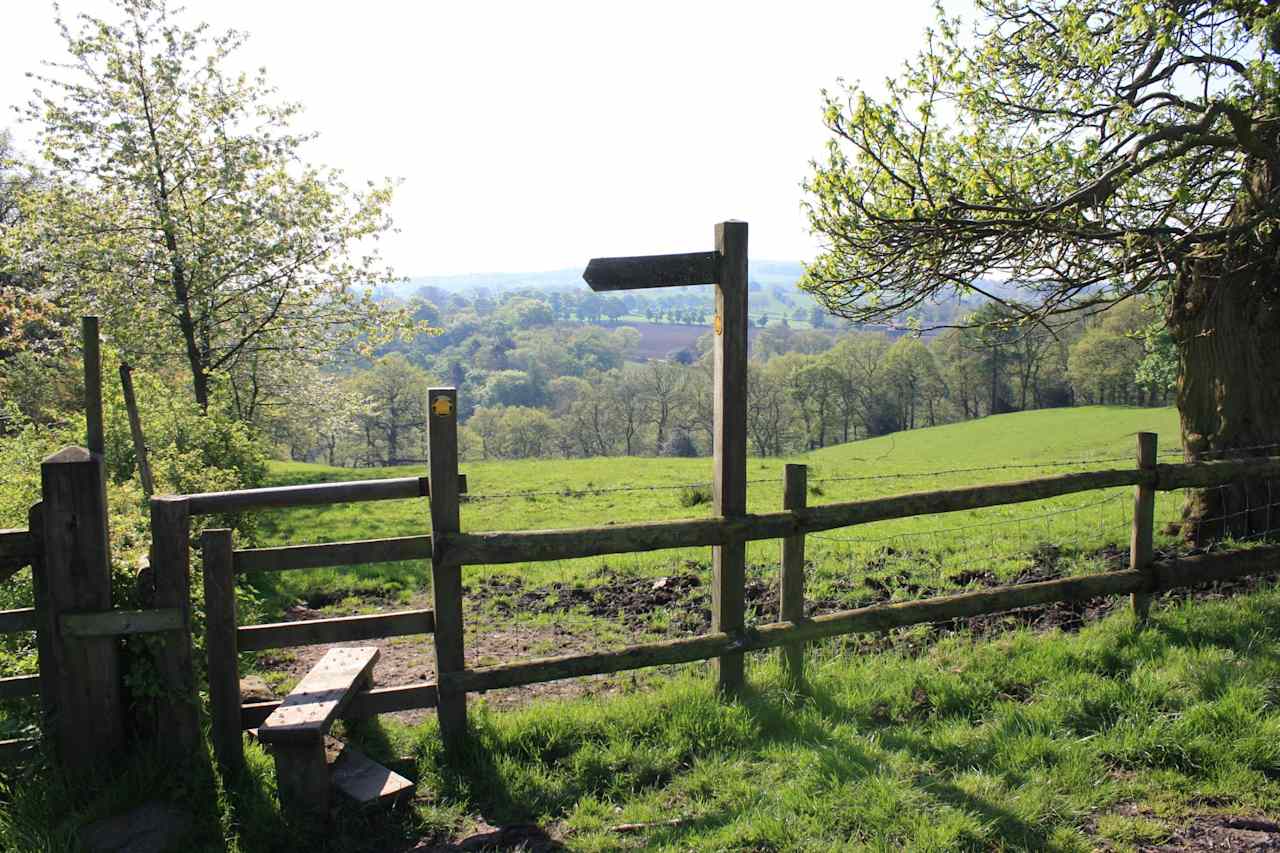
left=6, top=581, right=1278, bottom=851
left=20, top=404, right=1279, bottom=853
left=252, top=405, right=1182, bottom=611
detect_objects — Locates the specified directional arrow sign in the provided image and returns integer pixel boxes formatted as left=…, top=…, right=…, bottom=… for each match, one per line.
left=582, top=251, right=719, bottom=292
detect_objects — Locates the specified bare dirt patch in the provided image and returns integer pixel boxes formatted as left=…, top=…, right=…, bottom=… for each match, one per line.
left=252, top=542, right=1280, bottom=719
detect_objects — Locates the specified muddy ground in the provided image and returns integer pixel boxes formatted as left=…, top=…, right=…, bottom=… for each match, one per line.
left=253, top=541, right=1276, bottom=723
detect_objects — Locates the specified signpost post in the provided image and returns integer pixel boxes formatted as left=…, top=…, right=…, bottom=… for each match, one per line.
left=583, top=221, right=749, bottom=694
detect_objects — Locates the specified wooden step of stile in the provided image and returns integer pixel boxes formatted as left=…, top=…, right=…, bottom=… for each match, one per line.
left=259, top=646, right=380, bottom=818
left=257, top=646, right=380, bottom=745
left=325, top=735, right=414, bottom=806
left=246, top=729, right=416, bottom=807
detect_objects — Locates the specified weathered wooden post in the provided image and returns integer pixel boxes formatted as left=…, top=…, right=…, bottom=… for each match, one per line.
left=37, top=446, right=124, bottom=771
left=780, top=463, right=807, bottom=687
left=1130, top=432, right=1158, bottom=621
left=711, top=222, right=748, bottom=692
left=83, top=317, right=105, bottom=457
left=119, top=363, right=155, bottom=496
left=583, top=220, right=751, bottom=694
left=428, top=387, right=467, bottom=747
left=149, top=495, right=200, bottom=758
left=202, top=528, right=242, bottom=777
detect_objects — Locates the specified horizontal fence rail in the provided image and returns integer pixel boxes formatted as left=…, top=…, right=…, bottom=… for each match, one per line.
left=441, top=545, right=1280, bottom=694
left=237, top=609, right=435, bottom=652
left=184, top=474, right=467, bottom=516
left=60, top=608, right=184, bottom=638
left=0, top=608, right=37, bottom=634
left=233, top=535, right=433, bottom=573
left=442, top=458, right=1280, bottom=566
left=0, top=529, right=38, bottom=582
left=0, top=675, right=40, bottom=700
left=240, top=683, right=439, bottom=729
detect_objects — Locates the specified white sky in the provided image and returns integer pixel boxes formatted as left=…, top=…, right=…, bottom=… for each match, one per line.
left=2, top=1, right=945, bottom=276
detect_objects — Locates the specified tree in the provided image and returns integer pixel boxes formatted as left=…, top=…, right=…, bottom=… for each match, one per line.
left=351, top=355, right=430, bottom=465
left=803, top=1, right=1280, bottom=540
left=10, top=0, right=413, bottom=412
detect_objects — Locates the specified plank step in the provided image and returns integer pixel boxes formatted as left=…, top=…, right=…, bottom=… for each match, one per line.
left=325, top=736, right=415, bottom=806
left=247, top=729, right=416, bottom=806
left=257, top=646, right=379, bottom=744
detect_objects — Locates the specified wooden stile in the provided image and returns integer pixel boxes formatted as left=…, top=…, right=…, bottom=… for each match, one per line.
left=202, top=528, right=242, bottom=777
left=712, top=221, right=749, bottom=694
left=780, top=464, right=807, bottom=686
left=1130, top=433, right=1158, bottom=620
left=428, top=387, right=467, bottom=748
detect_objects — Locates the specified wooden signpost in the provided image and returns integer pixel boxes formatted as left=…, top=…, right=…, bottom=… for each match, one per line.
left=584, top=221, right=749, bottom=693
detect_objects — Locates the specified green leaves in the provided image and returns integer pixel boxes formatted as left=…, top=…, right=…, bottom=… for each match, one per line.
left=803, top=0, right=1275, bottom=331
left=11, top=0, right=424, bottom=413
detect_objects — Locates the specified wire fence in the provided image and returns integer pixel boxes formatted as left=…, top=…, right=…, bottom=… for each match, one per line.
left=460, top=446, right=1280, bottom=503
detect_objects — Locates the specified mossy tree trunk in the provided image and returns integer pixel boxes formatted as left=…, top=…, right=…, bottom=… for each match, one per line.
left=1169, top=158, right=1280, bottom=544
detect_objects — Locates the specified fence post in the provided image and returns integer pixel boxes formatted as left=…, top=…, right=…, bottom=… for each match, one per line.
left=428, top=387, right=467, bottom=748
left=780, top=464, right=807, bottom=687
left=202, top=528, right=242, bottom=777
left=1130, top=432, right=1158, bottom=621
left=83, top=317, right=105, bottom=456
left=38, top=446, right=123, bottom=771
left=149, top=496, right=201, bottom=759
left=712, top=221, right=749, bottom=694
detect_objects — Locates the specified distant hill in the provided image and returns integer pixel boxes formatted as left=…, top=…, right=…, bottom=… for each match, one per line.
left=377, top=260, right=809, bottom=299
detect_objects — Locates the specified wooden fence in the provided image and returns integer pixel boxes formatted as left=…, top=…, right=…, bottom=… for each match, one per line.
left=193, top=396, right=1280, bottom=777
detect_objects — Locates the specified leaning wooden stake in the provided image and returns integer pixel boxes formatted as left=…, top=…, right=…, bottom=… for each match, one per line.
left=428, top=387, right=467, bottom=748
left=1130, top=432, right=1158, bottom=620
left=712, top=221, right=748, bottom=694
left=780, top=464, right=807, bottom=687
left=202, top=528, right=242, bottom=777
left=119, top=363, right=155, bottom=496
left=38, top=447, right=123, bottom=771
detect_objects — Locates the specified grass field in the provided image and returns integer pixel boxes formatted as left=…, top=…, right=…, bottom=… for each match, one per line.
left=248, top=405, right=1184, bottom=618
left=12, top=403, right=1280, bottom=852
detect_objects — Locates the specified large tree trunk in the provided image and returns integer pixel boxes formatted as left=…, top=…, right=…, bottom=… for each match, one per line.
left=1168, top=159, right=1280, bottom=545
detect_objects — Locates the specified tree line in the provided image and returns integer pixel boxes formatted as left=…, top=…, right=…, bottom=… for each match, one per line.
left=265, top=287, right=1171, bottom=466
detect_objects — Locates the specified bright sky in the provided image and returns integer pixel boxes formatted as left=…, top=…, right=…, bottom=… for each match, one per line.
left=2, top=1, right=945, bottom=276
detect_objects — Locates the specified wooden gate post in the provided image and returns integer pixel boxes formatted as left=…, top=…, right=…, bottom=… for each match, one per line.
left=712, top=221, right=749, bottom=694
left=428, top=387, right=467, bottom=748
left=149, top=496, right=201, bottom=759
left=38, top=446, right=123, bottom=771
left=1130, top=432, right=1158, bottom=621
left=202, top=528, right=242, bottom=777
left=780, top=464, right=807, bottom=687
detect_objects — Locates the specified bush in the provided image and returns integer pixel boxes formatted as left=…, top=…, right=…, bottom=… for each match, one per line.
left=678, top=485, right=712, bottom=508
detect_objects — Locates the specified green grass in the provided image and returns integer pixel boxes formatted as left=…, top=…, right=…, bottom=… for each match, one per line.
left=5, top=583, right=1280, bottom=851
left=248, top=405, right=1182, bottom=614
